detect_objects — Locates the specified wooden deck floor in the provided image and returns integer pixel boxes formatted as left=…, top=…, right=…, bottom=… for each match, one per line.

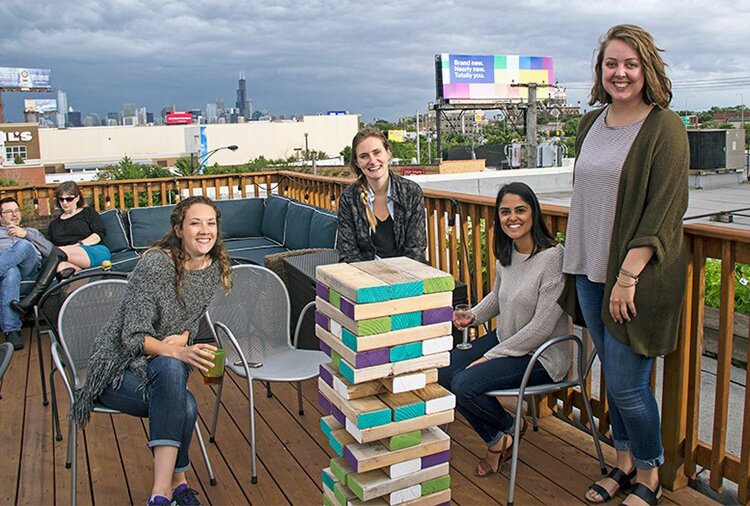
left=0, top=328, right=716, bottom=505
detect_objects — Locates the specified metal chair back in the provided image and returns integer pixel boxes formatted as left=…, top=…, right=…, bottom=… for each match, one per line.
left=56, top=279, right=129, bottom=387
left=0, top=342, right=13, bottom=398
left=206, top=264, right=293, bottom=370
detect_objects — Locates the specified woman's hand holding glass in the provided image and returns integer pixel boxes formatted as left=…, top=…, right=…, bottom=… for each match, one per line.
left=174, top=343, right=218, bottom=373
left=453, top=304, right=476, bottom=330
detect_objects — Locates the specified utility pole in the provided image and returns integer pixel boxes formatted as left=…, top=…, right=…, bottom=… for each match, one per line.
left=525, top=83, right=538, bottom=169
left=416, top=110, right=421, bottom=164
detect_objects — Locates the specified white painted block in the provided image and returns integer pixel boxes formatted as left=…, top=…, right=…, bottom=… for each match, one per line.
left=391, top=372, right=426, bottom=393
left=389, top=484, right=421, bottom=504
left=387, top=458, right=422, bottom=478
left=330, top=319, right=343, bottom=338
left=425, top=393, right=456, bottom=414
left=345, top=417, right=364, bottom=443
left=421, top=335, right=453, bottom=355
left=333, top=376, right=349, bottom=399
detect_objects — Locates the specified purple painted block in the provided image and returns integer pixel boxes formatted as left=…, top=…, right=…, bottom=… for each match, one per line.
left=319, top=364, right=333, bottom=386
left=316, top=281, right=330, bottom=301
left=355, top=348, right=390, bottom=368
left=339, top=297, right=356, bottom=320
left=344, top=446, right=359, bottom=472
left=318, top=392, right=331, bottom=414
left=421, top=449, right=451, bottom=468
left=315, top=310, right=330, bottom=330
left=332, top=405, right=346, bottom=426
left=422, top=306, right=453, bottom=325
left=319, top=340, right=332, bottom=356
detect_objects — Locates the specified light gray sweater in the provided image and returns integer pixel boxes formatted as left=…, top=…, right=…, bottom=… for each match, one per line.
left=0, top=226, right=54, bottom=260
left=471, top=244, right=570, bottom=382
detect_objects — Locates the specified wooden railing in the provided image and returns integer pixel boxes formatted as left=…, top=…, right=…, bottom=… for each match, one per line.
left=3, top=170, right=750, bottom=501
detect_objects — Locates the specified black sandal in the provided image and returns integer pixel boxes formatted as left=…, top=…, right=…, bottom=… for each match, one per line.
left=620, top=483, right=662, bottom=506
left=586, top=467, right=637, bottom=503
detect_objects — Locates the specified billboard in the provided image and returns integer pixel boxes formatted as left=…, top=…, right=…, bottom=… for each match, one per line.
left=436, top=54, right=554, bottom=102
left=0, top=67, right=52, bottom=90
left=387, top=129, right=405, bottom=142
left=24, top=99, right=58, bottom=114
left=166, top=112, right=193, bottom=125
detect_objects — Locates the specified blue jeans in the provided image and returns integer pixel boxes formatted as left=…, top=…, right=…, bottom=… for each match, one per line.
left=98, top=356, right=197, bottom=472
left=0, top=241, right=39, bottom=332
left=438, top=331, right=552, bottom=446
left=575, top=275, right=664, bottom=469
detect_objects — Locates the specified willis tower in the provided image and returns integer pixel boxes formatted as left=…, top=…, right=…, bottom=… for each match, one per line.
left=236, top=71, right=249, bottom=120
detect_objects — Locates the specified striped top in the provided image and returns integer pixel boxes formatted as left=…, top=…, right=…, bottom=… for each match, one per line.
left=562, top=108, right=645, bottom=282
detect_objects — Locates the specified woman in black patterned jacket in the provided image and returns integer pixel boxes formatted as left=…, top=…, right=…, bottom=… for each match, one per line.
left=336, top=128, right=427, bottom=263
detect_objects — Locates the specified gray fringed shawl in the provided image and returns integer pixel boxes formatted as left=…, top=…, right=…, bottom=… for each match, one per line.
left=71, top=250, right=220, bottom=427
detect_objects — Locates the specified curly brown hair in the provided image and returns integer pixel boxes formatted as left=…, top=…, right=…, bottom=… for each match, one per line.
left=349, top=127, right=391, bottom=232
left=149, top=196, right=232, bottom=303
left=589, top=24, right=672, bottom=109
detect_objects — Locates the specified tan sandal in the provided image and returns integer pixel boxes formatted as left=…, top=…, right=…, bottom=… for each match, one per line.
left=474, top=417, right=529, bottom=477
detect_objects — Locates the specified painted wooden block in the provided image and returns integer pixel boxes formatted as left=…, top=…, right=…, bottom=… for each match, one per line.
left=316, top=263, right=392, bottom=303
left=339, top=292, right=452, bottom=321
left=332, top=404, right=347, bottom=427
left=329, top=427, right=357, bottom=457
left=315, top=310, right=331, bottom=331
left=320, top=379, right=392, bottom=429
left=331, top=349, right=342, bottom=369
left=329, top=288, right=342, bottom=309
left=317, top=297, right=392, bottom=337
left=412, top=384, right=456, bottom=414
left=319, top=391, right=332, bottom=414
left=333, top=488, right=451, bottom=506
left=390, top=484, right=421, bottom=504
left=387, top=430, right=423, bottom=452
left=320, top=340, right=332, bottom=356
left=323, top=490, right=334, bottom=506
left=391, top=353, right=450, bottom=376
left=330, top=318, right=343, bottom=338
left=346, top=409, right=454, bottom=444
left=346, top=461, right=450, bottom=501
left=385, top=458, right=421, bottom=478
left=380, top=369, right=438, bottom=394
left=421, top=450, right=450, bottom=468
left=378, top=390, right=425, bottom=422
left=420, top=475, right=450, bottom=496
left=342, top=322, right=452, bottom=352
left=316, top=280, right=330, bottom=301
left=344, top=427, right=449, bottom=473
left=320, top=363, right=335, bottom=387
left=420, top=335, right=453, bottom=356
left=334, top=480, right=357, bottom=505
left=389, top=342, right=422, bottom=363
left=322, top=467, right=336, bottom=491
left=351, top=260, right=424, bottom=300
left=333, top=370, right=388, bottom=400
left=391, top=311, right=423, bottom=331
left=330, top=456, right=354, bottom=485
left=421, top=307, right=452, bottom=326
left=340, top=352, right=447, bottom=386
left=379, top=257, right=455, bottom=294
left=318, top=324, right=391, bottom=369
left=339, top=358, right=393, bottom=385
left=321, top=415, right=342, bottom=438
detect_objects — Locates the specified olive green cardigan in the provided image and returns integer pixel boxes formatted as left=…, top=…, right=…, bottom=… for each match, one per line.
left=558, top=106, right=689, bottom=357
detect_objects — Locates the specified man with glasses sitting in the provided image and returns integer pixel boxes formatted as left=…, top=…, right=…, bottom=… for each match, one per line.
left=0, top=197, right=61, bottom=349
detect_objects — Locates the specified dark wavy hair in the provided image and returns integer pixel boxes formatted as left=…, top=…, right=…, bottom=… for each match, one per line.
left=589, top=24, right=672, bottom=109
left=493, top=182, right=557, bottom=266
left=54, top=181, right=85, bottom=208
left=148, top=196, right=232, bottom=303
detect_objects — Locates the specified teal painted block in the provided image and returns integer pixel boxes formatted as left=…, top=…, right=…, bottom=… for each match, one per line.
left=390, top=281, right=423, bottom=300
left=320, top=417, right=334, bottom=437
left=392, top=311, right=422, bottom=330
left=322, top=469, right=335, bottom=491
left=393, top=401, right=426, bottom=422
left=342, top=328, right=358, bottom=351
left=328, top=434, right=344, bottom=456
left=357, top=408, right=392, bottom=429
left=355, top=285, right=391, bottom=303
left=390, top=342, right=422, bottom=362
left=339, top=360, right=355, bottom=383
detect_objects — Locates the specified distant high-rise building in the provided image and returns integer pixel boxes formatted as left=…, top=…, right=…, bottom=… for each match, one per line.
left=137, top=106, right=147, bottom=125
left=83, top=115, right=95, bottom=127
left=56, top=90, right=68, bottom=128
left=146, top=112, right=154, bottom=124
left=122, top=103, right=135, bottom=117
left=206, top=103, right=218, bottom=123
left=68, top=111, right=82, bottom=127
left=107, top=112, right=120, bottom=122
left=246, top=99, right=254, bottom=120
left=161, top=105, right=175, bottom=120
left=236, top=71, right=247, bottom=119
left=216, top=99, right=225, bottom=113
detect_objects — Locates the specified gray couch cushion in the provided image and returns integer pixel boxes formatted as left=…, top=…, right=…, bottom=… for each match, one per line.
left=284, top=201, right=314, bottom=250
left=229, top=246, right=288, bottom=265
left=261, top=196, right=289, bottom=244
left=215, top=198, right=264, bottom=239
left=224, top=237, right=281, bottom=250
left=128, top=205, right=173, bottom=249
left=309, top=208, right=338, bottom=248
left=99, top=209, right=130, bottom=253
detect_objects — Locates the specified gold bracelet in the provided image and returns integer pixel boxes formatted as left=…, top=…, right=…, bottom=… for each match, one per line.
left=619, top=267, right=639, bottom=280
left=616, top=274, right=638, bottom=287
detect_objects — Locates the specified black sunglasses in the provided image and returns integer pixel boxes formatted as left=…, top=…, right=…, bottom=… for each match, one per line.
left=58, top=196, right=77, bottom=202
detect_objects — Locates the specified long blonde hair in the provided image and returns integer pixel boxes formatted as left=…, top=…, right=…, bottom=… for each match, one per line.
left=350, top=127, right=391, bottom=233
left=148, top=196, right=232, bottom=303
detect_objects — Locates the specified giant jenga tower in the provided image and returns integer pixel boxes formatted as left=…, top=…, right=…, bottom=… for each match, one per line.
left=315, top=257, right=457, bottom=506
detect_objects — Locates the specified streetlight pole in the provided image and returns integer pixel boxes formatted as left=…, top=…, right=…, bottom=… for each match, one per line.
left=197, top=144, right=239, bottom=174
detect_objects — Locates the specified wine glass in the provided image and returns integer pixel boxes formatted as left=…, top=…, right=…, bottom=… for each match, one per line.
left=454, top=303, right=475, bottom=350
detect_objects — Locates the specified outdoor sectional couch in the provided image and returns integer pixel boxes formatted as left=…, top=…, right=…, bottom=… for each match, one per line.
left=20, top=195, right=338, bottom=294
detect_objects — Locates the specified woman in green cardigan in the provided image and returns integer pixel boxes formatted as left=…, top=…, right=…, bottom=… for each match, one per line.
left=560, top=25, right=689, bottom=506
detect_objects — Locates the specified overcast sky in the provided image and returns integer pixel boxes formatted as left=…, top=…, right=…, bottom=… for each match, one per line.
left=1, top=0, right=749, bottom=122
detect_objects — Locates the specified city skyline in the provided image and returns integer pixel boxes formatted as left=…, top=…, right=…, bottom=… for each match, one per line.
left=1, top=0, right=749, bottom=123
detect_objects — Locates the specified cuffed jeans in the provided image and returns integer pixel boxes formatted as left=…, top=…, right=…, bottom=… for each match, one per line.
left=0, top=241, right=39, bottom=332
left=98, top=356, right=197, bottom=472
left=438, top=331, right=552, bottom=447
left=575, top=275, right=664, bottom=469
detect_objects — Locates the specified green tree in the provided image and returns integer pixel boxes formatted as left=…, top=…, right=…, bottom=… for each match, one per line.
left=173, top=157, right=195, bottom=177
left=13, top=154, right=24, bottom=164
left=96, top=156, right=172, bottom=180
left=340, top=145, right=352, bottom=165
left=389, top=141, right=417, bottom=163
left=562, top=116, right=581, bottom=137
left=0, top=178, right=18, bottom=186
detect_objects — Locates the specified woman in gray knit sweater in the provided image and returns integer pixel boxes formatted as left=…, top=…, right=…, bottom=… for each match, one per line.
left=71, top=196, right=232, bottom=506
left=438, top=182, right=568, bottom=478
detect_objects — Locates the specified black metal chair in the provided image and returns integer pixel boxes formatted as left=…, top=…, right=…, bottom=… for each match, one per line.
left=0, top=341, right=14, bottom=399
left=51, top=279, right=216, bottom=506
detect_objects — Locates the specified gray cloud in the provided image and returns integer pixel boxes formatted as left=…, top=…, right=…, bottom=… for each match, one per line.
left=1, top=0, right=748, bottom=121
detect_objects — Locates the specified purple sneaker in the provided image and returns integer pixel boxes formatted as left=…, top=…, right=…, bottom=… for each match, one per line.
left=172, top=483, right=202, bottom=506
left=147, top=495, right=171, bottom=506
